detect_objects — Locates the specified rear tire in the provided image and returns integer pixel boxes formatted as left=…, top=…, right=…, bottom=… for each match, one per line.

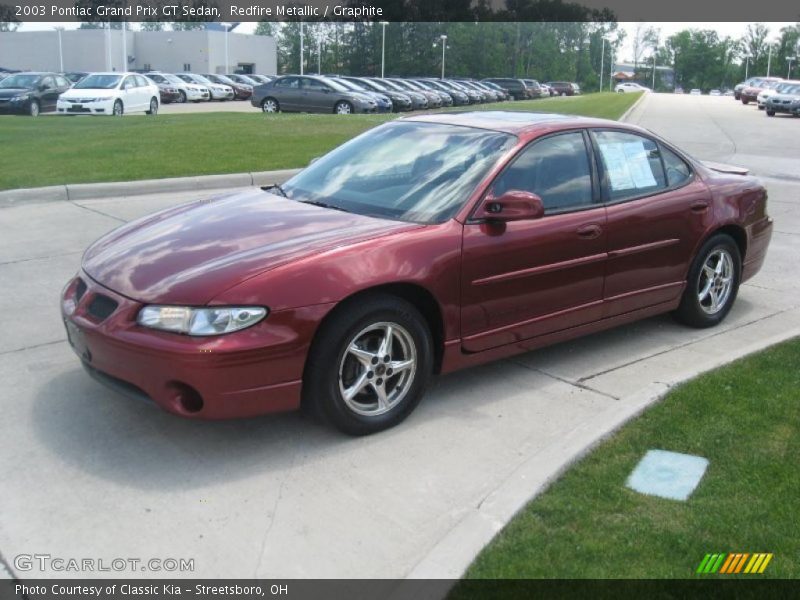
left=303, top=294, right=433, bottom=436
left=674, top=234, right=741, bottom=328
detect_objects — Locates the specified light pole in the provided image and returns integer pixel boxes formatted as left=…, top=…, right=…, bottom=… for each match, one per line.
left=766, top=43, right=773, bottom=77
left=788, top=56, right=797, bottom=79
left=317, top=38, right=321, bottom=74
left=599, top=36, right=606, bottom=92
left=744, top=53, right=752, bottom=80
left=652, top=54, right=657, bottom=90
left=299, top=22, right=304, bottom=75
left=380, top=21, right=388, bottom=78
left=121, top=21, right=127, bottom=71
left=439, top=34, right=447, bottom=79
left=54, top=26, right=64, bottom=73
left=222, top=22, right=230, bottom=75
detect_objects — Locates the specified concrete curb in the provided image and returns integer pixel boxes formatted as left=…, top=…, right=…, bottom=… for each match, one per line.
left=618, top=91, right=649, bottom=123
left=405, top=325, right=800, bottom=586
left=0, top=168, right=301, bottom=208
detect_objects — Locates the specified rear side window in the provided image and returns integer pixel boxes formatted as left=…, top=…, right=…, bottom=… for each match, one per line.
left=493, top=132, right=594, bottom=213
left=660, top=145, right=692, bottom=187
left=592, top=130, right=666, bottom=202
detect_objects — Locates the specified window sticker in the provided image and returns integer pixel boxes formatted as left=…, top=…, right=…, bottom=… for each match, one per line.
left=600, top=140, right=657, bottom=191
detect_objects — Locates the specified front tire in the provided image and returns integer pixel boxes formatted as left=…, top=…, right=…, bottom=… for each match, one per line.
left=29, top=100, right=40, bottom=117
left=146, top=97, right=158, bottom=115
left=303, top=294, right=433, bottom=436
left=674, top=234, right=741, bottom=328
left=177, top=90, right=187, bottom=103
left=261, top=97, right=279, bottom=113
left=766, top=109, right=775, bottom=116
left=335, top=100, right=353, bottom=114
left=112, top=100, right=123, bottom=117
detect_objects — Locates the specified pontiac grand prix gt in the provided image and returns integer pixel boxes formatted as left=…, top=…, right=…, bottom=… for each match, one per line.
left=61, top=112, right=773, bottom=435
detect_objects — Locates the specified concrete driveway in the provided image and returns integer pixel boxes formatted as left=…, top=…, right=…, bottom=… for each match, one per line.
left=1, top=93, right=798, bottom=580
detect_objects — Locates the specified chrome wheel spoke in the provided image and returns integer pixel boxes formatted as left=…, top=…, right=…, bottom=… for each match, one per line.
left=343, top=371, right=369, bottom=401
left=348, top=344, right=375, bottom=368
left=709, top=288, right=720, bottom=311
left=372, top=382, right=389, bottom=410
left=389, top=358, right=414, bottom=373
left=699, top=278, right=713, bottom=302
left=378, top=325, right=394, bottom=359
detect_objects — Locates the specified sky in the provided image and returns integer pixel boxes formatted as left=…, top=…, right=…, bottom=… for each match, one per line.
left=16, top=21, right=797, bottom=62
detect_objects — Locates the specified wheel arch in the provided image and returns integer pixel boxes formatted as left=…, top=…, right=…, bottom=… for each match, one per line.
left=689, top=224, right=748, bottom=278
left=308, top=282, right=446, bottom=375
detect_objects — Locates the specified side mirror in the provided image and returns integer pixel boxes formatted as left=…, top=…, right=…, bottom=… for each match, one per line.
left=475, top=190, right=545, bottom=222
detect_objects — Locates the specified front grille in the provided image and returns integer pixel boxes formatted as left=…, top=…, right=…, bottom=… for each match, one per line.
left=87, top=294, right=118, bottom=320
left=75, top=278, right=87, bottom=302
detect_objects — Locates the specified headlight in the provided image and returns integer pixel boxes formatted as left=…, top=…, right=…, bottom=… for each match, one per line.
left=137, top=305, right=268, bottom=336
left=11, top=94, right=31, bottom=101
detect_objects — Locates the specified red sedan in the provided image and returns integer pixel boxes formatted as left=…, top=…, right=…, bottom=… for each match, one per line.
left=61, top=112, right=773, bottom=435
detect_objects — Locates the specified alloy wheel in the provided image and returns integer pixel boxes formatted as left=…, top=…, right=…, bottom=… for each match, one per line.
left=338, top=322, right=417, bottom=417
left=30, top=101, right=40, bottom=117
left=697, top=249, right=734, bottom=314
left=336, top=102, right=352, bottom=114
left=262, top=99, right=278, bottom=113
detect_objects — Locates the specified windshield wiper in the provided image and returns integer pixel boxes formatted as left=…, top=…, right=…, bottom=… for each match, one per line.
left=297, top=200, right=350, bottom=213
left=262, top=183, right=288, bottom=197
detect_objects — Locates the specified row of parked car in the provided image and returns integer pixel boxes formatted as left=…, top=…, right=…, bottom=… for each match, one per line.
left=248, top=75, right=580, bottom=115
left=0, top=69, right=273, bottom=116
left=734, top=76, right=800, bottom=117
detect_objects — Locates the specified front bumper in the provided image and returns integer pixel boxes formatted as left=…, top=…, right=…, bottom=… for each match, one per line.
left=209, top=88, right=235, bottom=101
left=0, top=98, right=34, bottom=113
left=60, top=273, right=332, bottom=419
left=766, top=100, right=800, bottom=114
left=57, top=98, right=116, bottom=115
left=186, top=88, right=210, bottom=101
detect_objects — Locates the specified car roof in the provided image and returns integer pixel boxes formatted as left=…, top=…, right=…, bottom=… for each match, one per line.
left=403, top=110, right=619, bottom=135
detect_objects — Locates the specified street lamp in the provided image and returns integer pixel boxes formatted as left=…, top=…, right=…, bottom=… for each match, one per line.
left=437, top=34, right=448, bottom=79
left=379, top=21, right=388, bottom=78
left=766, top=42, right=774, bottom=77
left=743, top=53, right=752, bottom=80
left=53, top=26, right=64, bottom=73
left=788, top=56, right=798, bottom=79
left=299, top=22, right=304, bottom=76
left=599, top=36, right=607, bottom=92
left=220, top=22, right=231, bottom=75
left=121, top=21, right=127, bottom=72
left=652, top=52, right=657, bottom=90
left=317, top=37, right=321, bottom=74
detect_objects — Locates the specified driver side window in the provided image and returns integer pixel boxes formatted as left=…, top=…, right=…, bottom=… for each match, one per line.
left=492, top=132, right=594, bottom=213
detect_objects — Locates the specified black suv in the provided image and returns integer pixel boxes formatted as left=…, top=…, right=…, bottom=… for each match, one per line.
left=482, top=78, right=528, bottom=100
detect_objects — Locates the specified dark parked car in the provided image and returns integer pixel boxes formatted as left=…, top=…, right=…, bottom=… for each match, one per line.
left=406, top=79, right=454, bottom=107
left=341, top=77, right=413, bottom=112
left=203, top=73, right=252, bottom=100
left=482, top=80, right=510, bottom=100
left=483, top=78, right=528, bottom=100
left=423, top=79, right=470, bottom=105
left=389, top=78, right=442, bottom=108
left=546, top=81, right=579, bottom=96
left=0, top=72, right=72, bottom=116
left=62, top=111, right=772, bottom=436
left=765, top=83, right=800, bottom=116
left=247, top=74, right=274, bottom=85
left=367, top=78, right=428, bottom=109
left=251, top=75, right=378, bottom=114
left=522, top=79, right=545, bottom=99
left=327, top=76, right=392, bottom=112
left=228, top=73, right=261, bottom=87
left=63, top=71, right=88, bottom=85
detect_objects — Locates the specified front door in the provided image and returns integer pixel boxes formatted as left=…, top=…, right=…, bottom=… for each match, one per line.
left=461, top=130, right=608, bottom=352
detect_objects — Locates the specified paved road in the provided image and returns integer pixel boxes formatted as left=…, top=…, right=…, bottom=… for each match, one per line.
left=1, top=93, right=798, bottom=580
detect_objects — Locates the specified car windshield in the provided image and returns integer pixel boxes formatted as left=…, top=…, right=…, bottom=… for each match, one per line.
left=333, top=78, right=363, bottom=91
left=323, top=78, right=349, bottom=92
left=162, top=74, right=184, bottom=85
left=281, top=121, right=515, bottom=224
left=214, top=74, right=237, bottom=85
left=0, top=74, right=42, bottom=89
left=177, top=74, right=196, bottom=83
left=364, top=79, right=390, bottom=91
left=190, top=74, right=212, bottom=84
left=378, top=79, right=405, bottom=91
left=73, top=74, right=121, bottom=89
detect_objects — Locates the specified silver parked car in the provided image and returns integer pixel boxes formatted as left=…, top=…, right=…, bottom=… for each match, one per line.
left=251, top=75, right=378, bottom=114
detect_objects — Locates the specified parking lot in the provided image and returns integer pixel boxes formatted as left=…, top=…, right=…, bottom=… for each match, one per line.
left=1, top=92, right=798, bottom=579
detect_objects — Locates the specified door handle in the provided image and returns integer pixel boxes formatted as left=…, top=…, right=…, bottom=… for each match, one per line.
left=690, top=201, right=709, bottom=212
left=576, top=224, right=602, bottom=239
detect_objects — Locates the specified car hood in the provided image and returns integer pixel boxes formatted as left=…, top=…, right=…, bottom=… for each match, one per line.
left=61, top=88, right=117, bottom=99
left=768, top=93, right=800, bottom=101
left=82, top=189, right=418, bottom=305
left=0, top=87, right=34, bottom=98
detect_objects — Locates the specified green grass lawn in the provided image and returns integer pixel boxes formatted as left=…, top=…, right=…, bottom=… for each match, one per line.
left=0, top=92, right=640, bottom=191
left=457, top=336, right=800, bottom=582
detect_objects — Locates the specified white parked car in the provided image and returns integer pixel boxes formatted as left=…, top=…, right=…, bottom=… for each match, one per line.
left=614, top=82, right=650, bottom=93
left=709, top=89, right=721, bottom=96
left=177, top=73, right=234, bottom=101
left=690, top=88, right=702, bottom=95
left=146, top=72, right=209, bottom=103
left=757, top=81, right=800, bottom=109
left=57, top=72, right=159, bottom=116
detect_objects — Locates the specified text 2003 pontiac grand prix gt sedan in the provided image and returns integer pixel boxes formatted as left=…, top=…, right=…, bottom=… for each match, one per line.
left=61, top=112, right=773, bottom=435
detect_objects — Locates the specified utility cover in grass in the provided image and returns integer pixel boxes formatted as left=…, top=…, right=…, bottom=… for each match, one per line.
left=626, top=449, right=709, bottom=501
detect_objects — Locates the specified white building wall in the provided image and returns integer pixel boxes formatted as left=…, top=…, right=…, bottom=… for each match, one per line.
left=0, top=29, right=275, bottom=76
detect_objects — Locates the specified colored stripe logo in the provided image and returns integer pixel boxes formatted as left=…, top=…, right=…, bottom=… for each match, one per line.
left=696, top=553, right=773, bottom=574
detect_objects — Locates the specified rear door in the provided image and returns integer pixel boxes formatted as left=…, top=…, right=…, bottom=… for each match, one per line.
left=591, top=128, right=712, bottom=317
left=460, top=130, right=608, bottom=352
left=39, top=76, right=60, bottom=111
left=272, top=77, right=302, bottom=111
